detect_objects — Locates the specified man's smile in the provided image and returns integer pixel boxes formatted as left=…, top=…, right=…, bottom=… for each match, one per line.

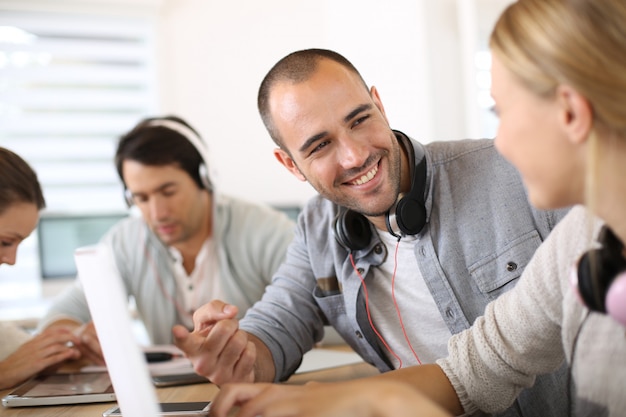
left=349, top=164, right=379, bottom=186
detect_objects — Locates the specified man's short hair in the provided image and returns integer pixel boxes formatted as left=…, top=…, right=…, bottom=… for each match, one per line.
left=115, top=115, right=209, bottom=190
left=257, top=48, right=368, bottom=148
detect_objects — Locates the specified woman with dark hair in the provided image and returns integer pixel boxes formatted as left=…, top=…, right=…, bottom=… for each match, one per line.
left=0, top=147, right=81, bottom=390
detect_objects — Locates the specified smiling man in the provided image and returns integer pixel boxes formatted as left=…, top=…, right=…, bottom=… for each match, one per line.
left=174, top=49, right=570, bottom=417
left=39, top=115, right=295, bottom=365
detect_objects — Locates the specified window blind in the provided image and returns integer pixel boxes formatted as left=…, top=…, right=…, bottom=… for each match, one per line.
left=0, top=9, right=158, bottom=212
left=0, top=9, right=157, bottom=301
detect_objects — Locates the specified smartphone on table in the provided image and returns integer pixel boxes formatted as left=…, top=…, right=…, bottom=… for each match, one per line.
left=102, top=401, right=210, bottom=416
left=151, top=373, right=209, bottom=388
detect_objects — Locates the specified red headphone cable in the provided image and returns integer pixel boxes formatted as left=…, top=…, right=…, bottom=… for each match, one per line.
left=350, top=253, right=404, bottom=368
left=390, top=238, right=422, bottom=365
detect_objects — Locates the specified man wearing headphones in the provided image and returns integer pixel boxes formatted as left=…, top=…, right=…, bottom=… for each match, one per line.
left=39, top=116, right=295, bottom=365
left=174, top=49, right=572, bottom=417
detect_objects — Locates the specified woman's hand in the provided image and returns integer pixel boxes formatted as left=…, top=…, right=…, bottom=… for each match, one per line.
left=0, top=326, right=81, bottom=390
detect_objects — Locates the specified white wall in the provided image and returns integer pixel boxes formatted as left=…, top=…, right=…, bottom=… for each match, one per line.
left=154, top=0, right=468, bottom=206
left=0, top=0, right=495, bottom=207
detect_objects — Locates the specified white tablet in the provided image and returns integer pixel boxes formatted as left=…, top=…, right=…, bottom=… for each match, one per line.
left=1, top=371, right=116, bottom=407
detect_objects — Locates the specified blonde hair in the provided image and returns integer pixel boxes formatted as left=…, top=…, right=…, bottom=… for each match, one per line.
left=490, top=0, right=626, bottom=213
left=490, top=0, right=626, bottom=136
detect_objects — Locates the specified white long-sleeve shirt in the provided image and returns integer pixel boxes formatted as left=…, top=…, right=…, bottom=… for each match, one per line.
left=0, top=321, right=31, bottom=361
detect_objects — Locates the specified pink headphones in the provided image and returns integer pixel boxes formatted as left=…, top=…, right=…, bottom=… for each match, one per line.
left=573, top=226, right=626, bottom=326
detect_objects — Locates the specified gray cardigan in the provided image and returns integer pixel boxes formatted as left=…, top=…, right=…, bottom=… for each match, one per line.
left=40, top=194, right=295, bottom=344
left=440, top=206, right=626, bottom=416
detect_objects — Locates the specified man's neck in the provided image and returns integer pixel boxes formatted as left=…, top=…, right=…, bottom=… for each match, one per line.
left=173, top=213, right=212, bottom=275
left=173, top=240, right=206, bottom=275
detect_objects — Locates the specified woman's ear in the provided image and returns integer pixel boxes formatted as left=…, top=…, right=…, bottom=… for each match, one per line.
left=274, top=148, right=306, bottom=182
left=557, top=85, right=593, bottom=145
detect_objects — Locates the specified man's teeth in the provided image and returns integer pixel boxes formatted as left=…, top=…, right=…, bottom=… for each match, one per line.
left=352, top=165, right=378, bottom=185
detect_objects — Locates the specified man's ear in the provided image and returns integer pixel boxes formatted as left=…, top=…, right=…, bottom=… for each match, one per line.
left=274, top=148, right=306, bottom=182
left=557, top=85, right=593, bottom=145
left=370, top=86, right=389, bottom=124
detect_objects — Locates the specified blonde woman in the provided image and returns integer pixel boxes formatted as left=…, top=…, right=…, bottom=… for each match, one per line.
left=207, top=0, right=626, bottom=416
left=0, top=147, right=80, bottom=390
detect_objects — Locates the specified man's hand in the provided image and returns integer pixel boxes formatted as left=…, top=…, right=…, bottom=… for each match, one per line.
left=71, top=321, right=105, bottom=365
left=208, top=379, right=452, bottom=417
left=172, top=300, right=257, bottom=386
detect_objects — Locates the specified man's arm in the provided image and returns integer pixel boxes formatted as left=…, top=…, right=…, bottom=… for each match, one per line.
left=248, top=333, right=275, bottom=382
left=38, top=279, right=92, bottom=329
left=376, top=365, right=463, bottom=415
left=209, top=365, right=462, bottom=417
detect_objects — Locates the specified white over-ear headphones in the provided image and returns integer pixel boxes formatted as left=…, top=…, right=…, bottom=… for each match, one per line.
left=123, top=118, right=213, bottom=207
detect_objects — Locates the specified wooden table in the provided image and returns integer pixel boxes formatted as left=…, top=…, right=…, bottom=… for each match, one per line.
left=0, top=348, right=379, bottom=417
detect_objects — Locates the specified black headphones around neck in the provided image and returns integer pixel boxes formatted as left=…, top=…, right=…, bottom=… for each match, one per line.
left=576, top=225, right=626, bottom=325
left=333, top=132, right=427, bottom=252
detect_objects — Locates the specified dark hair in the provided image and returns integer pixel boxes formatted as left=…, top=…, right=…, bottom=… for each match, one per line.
left=258, top=48, right=368, bottom=147
left=115, top=115, right=207, bottom=189
left=0, top=147, right=46, bottom=214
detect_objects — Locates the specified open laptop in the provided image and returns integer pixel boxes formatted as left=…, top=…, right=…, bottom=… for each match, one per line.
left=74, top=245, right=210, bottom=417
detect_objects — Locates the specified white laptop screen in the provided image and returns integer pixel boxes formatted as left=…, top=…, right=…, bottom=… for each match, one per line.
left=75, top=244, right=160, bottom=417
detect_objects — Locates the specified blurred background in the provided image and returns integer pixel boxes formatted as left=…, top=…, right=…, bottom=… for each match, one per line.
left=0, top=0, right=512, bottom=321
